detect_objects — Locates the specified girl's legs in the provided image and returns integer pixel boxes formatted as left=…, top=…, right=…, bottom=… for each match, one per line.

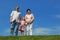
left=20, top=31, right=24, bottom=36
left=22, top=31, right=24, bottom=36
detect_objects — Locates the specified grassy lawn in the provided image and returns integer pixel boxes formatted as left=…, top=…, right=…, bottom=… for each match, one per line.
left=0, top=35, right=60, bottom=40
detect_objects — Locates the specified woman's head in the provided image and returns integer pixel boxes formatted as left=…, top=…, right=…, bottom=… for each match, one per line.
left=27, top=9, right=31, bottom=14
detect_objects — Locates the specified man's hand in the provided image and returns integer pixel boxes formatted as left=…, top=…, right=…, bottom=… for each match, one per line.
left=10, top=16, right=13, bottom=23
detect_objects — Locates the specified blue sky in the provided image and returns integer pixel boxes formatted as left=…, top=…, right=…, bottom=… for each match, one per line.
left=0, top=0, right=60, bottom=36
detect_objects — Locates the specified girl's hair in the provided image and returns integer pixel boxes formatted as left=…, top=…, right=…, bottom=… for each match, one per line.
left=21, top=17, right=25, bottom=21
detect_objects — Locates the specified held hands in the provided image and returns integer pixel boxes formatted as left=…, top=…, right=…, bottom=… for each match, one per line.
left=30, top=20, right=34, bottom=24
left=25, top=23, right=27, bottom=25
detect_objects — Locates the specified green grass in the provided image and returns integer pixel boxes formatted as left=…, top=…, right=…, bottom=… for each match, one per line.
left=0, top=35, right=60, bottom=40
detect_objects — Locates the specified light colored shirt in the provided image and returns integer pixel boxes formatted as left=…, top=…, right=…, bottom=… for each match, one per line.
left=10, top=10, right=21, bottom=22
left=25, top=14, right=34, bottom=24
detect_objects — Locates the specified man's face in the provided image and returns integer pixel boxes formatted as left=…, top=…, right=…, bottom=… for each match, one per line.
left=16, top=6, right=19, bottom=11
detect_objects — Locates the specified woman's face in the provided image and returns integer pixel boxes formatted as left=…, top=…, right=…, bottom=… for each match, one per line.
left=27, top=10, right=30, bottom=14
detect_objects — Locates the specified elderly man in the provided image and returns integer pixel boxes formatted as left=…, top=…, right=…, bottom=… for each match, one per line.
left=25, top=9, right=34, bottom=36
left=10, top=6, right=21, bottom=36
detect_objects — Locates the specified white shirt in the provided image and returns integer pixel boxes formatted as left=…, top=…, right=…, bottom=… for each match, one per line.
left=10, top=10, right=21, bottom=22
left=25, top=14, right=34, bottom=23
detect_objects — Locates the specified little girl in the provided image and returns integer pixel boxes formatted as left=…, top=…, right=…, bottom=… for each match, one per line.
left=19, top=17, right=25, bottom=36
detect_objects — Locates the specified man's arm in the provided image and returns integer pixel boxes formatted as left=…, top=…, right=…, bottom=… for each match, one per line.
left=18, top=13, right=21, bottom=23
left=10, top=11, right=13, bottom=23
left=10, top=16, right=13, bottom=22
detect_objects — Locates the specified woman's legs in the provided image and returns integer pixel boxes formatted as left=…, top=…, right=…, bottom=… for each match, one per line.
left=26, top=24, right=33, bottom=36
left=29, top=23, right=33, bottom=35
left=26, top=25, right=29, bottom=36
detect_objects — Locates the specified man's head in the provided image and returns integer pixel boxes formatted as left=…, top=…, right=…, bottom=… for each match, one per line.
left=15, top=6, right=19, bottom=11
left=27, top=9, right=31, bottom=14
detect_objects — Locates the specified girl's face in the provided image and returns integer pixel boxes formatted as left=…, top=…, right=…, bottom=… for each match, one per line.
left=22, top=17, right=25, bottom=20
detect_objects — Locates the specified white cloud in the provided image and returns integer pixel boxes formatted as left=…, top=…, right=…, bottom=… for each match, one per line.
left=3, top=28, right=10, bottom=36
left=33, top=27, right=52, bottom=35
left=33, top=26, right=60, bottom=35
left=5, top=28, right=10, bottom=33
left=55, top=15, right=60, bottom=18
left=54, top=26, right=60, bottom=31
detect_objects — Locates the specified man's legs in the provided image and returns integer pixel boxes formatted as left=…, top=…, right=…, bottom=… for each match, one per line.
left=10, top=22, right=15, bottom=36
left=29, top=23, right=33, bottom=35
left=14, top=22, right=19, bottom=36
